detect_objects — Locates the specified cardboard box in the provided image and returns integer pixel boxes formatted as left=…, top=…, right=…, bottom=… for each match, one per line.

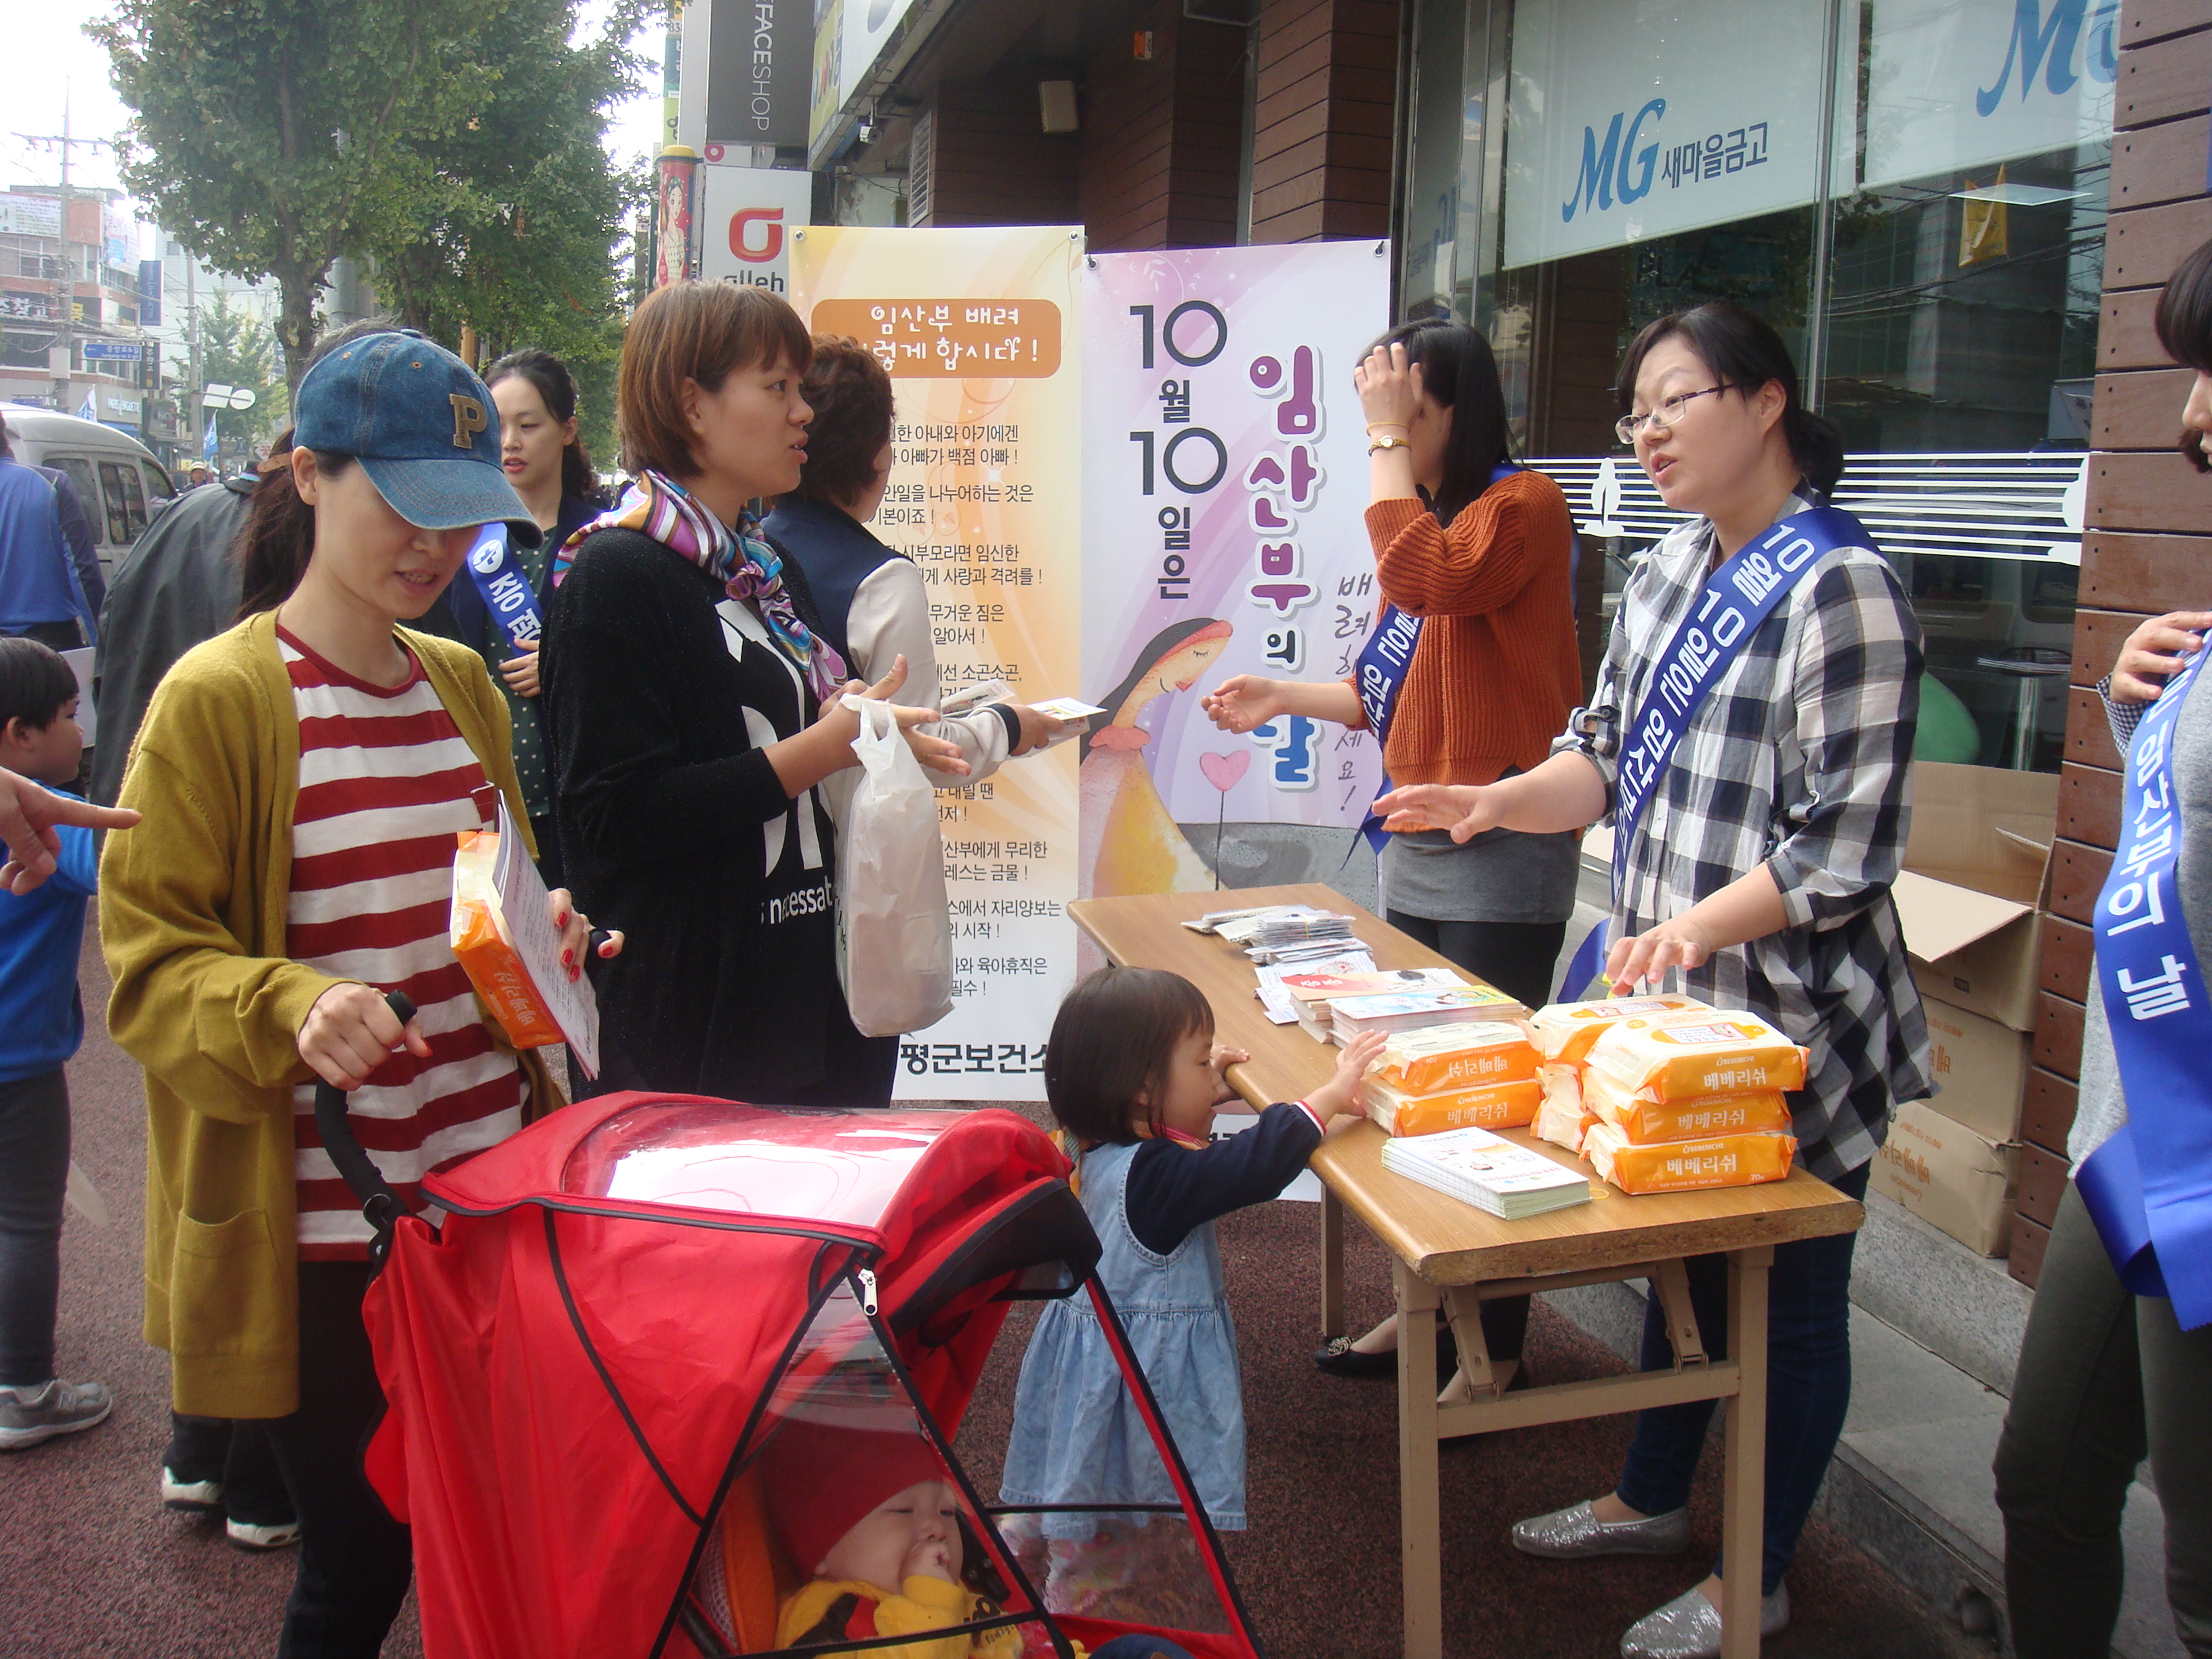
left=1584, top=764, right=2055, bottom=1033
left=1919, top=997, right=2030, bottom=1143
left=1893, top=762, right=2058, bottom=1033
left=1872, top=1100, right=2022, bottom=1256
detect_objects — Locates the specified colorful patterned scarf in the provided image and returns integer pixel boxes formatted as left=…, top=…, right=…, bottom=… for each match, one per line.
left=555, top=470, right=848, bottom=700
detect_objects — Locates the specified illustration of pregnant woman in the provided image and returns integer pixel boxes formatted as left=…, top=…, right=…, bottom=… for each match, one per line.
left=1079, top=618, right=1232, bottom=900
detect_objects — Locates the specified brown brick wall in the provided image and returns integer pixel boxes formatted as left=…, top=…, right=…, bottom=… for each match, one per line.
left=2013, top=0, right=2212, bottom=1284
left=1248, top=0, right=1399, bottom=243
left=1078, top=1, right=1249, bottom=252
left=912, top=74, right=1081, bottom=229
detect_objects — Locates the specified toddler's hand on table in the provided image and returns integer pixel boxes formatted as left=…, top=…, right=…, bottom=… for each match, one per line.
left=1306, top=1029, right=1387, bottom=1124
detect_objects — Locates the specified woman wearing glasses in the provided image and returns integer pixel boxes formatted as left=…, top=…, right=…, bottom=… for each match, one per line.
left=1377, top=302, right=1930, bottom=1659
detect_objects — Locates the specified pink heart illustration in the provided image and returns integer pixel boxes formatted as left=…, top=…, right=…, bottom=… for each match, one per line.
left=1200, top=751, right=1250, bottom=792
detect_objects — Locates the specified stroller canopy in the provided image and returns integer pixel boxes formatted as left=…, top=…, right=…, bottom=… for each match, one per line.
left=363, top=1096, right=1260, bottom=1659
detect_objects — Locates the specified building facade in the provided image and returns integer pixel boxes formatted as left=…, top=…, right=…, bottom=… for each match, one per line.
left=730, top=0, right=2210, bottom=1286
left=0, top=187, right=159, bottom=441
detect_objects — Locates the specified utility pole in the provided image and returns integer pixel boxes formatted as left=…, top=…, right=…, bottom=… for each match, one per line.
left=15, top=83, right=115, bottom=417
left=55, top=90, right=73, bottom=413
left=186, top=255, right=201, bottom=457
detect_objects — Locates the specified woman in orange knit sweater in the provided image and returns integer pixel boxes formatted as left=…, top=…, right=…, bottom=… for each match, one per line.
left=1203, top=319, right=1581, bottom=1380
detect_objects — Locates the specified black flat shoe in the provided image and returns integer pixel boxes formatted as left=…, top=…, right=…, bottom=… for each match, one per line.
left=1313, top=1328, right=1462, bottom=1378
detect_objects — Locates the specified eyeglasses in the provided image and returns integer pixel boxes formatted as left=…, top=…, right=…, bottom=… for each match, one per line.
left=1615, top=384, right=1734, bottom=446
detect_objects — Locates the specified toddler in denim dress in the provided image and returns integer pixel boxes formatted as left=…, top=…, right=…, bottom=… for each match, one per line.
left=999, top=967, right=1381, bottom=1612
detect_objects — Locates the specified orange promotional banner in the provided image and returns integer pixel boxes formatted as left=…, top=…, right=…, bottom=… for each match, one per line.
left=790, top=225, right=1084, bottom=1101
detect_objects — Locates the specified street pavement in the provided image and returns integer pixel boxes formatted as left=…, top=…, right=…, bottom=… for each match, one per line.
left=4, top=927, right=1986, bottom=1658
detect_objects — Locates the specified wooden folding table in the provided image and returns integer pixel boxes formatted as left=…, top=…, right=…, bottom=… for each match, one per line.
left=1067, top=883, right=1863, bottom=1659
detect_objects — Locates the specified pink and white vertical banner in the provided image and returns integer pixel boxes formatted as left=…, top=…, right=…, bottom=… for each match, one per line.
left=1078, top=243, right=1393, bottom=902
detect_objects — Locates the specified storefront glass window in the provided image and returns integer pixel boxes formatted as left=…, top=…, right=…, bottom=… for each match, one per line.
left=1408, top=0, right=2114, bottom=772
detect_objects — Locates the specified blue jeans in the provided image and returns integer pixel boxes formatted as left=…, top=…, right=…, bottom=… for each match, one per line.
left=0, top=1069, right=69, bottom=1387
left=1614, top=1162, right=1870, bottom=1595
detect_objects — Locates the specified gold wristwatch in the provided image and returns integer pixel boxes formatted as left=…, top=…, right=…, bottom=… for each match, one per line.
left=1367, top=434, right=1410, bottom=455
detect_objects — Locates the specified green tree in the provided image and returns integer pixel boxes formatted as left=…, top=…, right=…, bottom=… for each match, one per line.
left=91, top=0, right=504, bottom=386
left=367, top=0, right=650, bottom=380
left=198, top=292, right=288, bottom=447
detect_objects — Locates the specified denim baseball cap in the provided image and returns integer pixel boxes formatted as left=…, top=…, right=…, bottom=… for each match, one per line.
left=293, top=329, right=540, bottom=546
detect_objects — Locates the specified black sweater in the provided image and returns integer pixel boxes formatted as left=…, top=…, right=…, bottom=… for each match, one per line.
left=1121, top=1101, right=1324, bottom=1255
left=541, top=527, right=844, bottom=1099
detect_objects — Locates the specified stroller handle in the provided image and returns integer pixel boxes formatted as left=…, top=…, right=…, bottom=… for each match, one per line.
left=314, top=990, right=418, bottom=1254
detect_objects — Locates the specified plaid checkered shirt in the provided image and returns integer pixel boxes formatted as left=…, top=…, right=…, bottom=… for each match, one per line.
left=1553, top=489, right=1934, bottom=1179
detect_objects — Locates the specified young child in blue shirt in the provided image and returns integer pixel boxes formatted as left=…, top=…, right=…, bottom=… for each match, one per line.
left=999, top=965, right=1382, bottom=1613
left=0, top=636, right=109, bottom=1450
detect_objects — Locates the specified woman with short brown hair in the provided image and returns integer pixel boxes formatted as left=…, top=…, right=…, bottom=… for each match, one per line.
left=541, top=284, right=962, bottom=1105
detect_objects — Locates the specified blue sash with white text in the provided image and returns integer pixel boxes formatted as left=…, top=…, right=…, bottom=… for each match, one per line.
left=463, top=525, right=545, bottom=656
left=1557, top=506, right=1870, bottom=1000
left=2077, top=644, right=2212, bottom=1330
left=1352, top=466, right=1519, bottom=855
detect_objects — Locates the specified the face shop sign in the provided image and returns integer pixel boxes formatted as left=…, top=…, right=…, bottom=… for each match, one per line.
left=705, top=0, right=813, bottom=152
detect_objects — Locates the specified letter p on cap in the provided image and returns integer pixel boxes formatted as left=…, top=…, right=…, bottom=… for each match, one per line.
left=450, top=392, right=489, bottom=449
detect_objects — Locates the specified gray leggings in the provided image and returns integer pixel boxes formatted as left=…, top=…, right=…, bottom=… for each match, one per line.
left=1994, top=1182, right=2212, bottom=1657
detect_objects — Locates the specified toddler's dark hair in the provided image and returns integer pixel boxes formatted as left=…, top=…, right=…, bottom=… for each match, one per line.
left=0, top=637, right=78, bottom=733
left=1044, top=966, right=1214, bottom=1145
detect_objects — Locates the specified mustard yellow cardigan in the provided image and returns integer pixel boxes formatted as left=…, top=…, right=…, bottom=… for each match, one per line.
left=100, top=610, right=558, bottom=1418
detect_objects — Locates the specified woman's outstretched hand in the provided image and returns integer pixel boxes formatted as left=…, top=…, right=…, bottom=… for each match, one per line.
left=1202, top=675, right=1288, bottom=735
left=1373, top=781, right=1501, bottom=842
left=1603, top=916, right=1717, bottom=994
left=0, top=769, right=137, bottom=894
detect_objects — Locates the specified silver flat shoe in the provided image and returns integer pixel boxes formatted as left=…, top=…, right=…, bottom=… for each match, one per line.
left=1511, top=1498, right=1691, bottom=1559
left=1620, top=1582, right=1788, bottom=1659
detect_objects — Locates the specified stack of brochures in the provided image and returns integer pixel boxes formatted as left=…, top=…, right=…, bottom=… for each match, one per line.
left=1277, top=966, right=1469, bottom=1040
left=1380, top=1125, right=1592, bottom=1220
left=1328, top=983, right=1528, bottom=1042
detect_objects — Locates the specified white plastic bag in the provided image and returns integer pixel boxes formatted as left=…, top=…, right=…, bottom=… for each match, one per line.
left=836, top=695, right=954, bottom=1037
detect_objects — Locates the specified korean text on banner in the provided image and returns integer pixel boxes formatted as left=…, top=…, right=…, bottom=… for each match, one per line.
left=791, top=224, right=1083, bottom=1102
left=1079, top=243, right=1389, bottom=906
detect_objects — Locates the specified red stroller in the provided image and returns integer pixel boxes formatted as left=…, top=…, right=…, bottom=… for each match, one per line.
left=328, top=1084, right=1267, bottom=1659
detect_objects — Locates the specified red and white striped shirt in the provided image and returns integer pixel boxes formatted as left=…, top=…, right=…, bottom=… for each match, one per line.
left=281, top=627, right=525, bottom=1259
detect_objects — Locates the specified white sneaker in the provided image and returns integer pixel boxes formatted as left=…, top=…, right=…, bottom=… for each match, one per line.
left=226, top=1516, right=303, bottom=1551
left=161, top=1467, right=224, bottom=1513
left=0, top=1378, right=113, bottom=1450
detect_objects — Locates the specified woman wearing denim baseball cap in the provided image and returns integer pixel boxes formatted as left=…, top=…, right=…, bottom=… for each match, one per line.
left=541, top=282, right=963, bottom=1108
left=100, top=329, right=623, bottom=1657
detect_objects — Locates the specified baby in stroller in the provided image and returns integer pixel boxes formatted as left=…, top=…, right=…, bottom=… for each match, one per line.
left=752, top=1416, right=1201, bottom=1659
left=766, top=1420, right=1021, bottom=1659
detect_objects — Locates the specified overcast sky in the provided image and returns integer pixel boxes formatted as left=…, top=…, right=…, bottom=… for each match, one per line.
left=4, top=2, right=667, bottom=245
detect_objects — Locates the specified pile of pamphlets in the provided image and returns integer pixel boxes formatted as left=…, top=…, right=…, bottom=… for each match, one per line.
left=1380, top=1125, right=1592, bottom=1220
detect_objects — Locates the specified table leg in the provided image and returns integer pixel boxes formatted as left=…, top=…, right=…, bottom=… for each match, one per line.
left=1395, top=1262, right=1443, bottom=1659
left=1321, top=1183, right=1345, bottom=1340
left=1718, top=1246, right=1773, bottom=1659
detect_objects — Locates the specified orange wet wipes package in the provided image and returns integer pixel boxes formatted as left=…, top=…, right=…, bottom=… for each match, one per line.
left=1582, top=1124, right=1798, bottom=1194
left=1583, top=1009, right=1808, bottom=1101
left=1528, top=994, right=1707, bottom=1065
left=1581, top=1072, right=1794, bottom=1145
left=1372, top=1021, right=1540, bottom=1095
left=1361, top=1074, right=1540, bottom=1136
left=449, top=830, right=563, bottom=1050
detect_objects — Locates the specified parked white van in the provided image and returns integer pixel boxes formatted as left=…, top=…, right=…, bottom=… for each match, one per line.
left=1, top=407, right=178, bottom=581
